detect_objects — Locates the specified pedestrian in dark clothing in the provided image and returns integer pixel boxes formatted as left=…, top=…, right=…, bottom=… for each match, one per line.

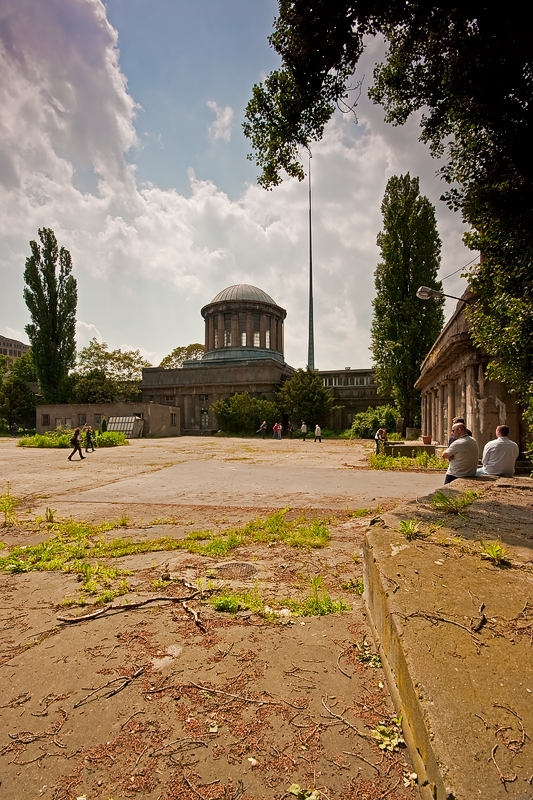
left=68, top=428, right=85, bottom=461
left=257, top=420, right=267, bottom=439
left=85, top=426, right=95, bottom=453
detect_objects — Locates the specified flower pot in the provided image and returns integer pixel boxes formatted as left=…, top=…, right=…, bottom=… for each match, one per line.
left=421, top=435, right=432, bottom=445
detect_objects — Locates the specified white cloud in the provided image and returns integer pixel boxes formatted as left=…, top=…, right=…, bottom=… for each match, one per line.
left=76, top=320, right=103, bottom=349
left=206, top=100, right=234, bottom=143
left=0, top=1, right=472, bottom=370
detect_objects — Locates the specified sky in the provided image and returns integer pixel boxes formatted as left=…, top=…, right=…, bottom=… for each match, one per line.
left=0, top=0, right=473, bottom=370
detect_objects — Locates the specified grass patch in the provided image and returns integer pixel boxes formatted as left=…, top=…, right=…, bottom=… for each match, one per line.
left=18, top=430, right=128, bottom=448
left=0, top=510, right=331, bottom=604
left=370, top=452, right=447, bottom=471
left=282, top=576, right=349, bottom=617
left=210, top=587, right=264, bottom=614
left=430, top=490, right=479, bottom=515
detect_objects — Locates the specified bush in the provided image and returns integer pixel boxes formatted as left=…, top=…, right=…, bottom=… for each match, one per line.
left=18, top=429, right=128, bottom=448
left=96, top=431, right=129, bottom=447
left=350, top=405, right=400, bottom=439
left=212, top=392, right=279, bottom=434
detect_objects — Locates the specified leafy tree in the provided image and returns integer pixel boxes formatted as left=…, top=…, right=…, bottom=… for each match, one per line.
left=244, top=3, right=533, bottom=414
left=73, top=339, right=151, bottom=402
left=277, top=367, right=336, bottom=427
left=371, top=174, right=444, bottom=428
left=23, top=228, right=77, bottom=402
left=159, top=344, right=205, bottom=369
left=0, top=351, right=39, bottom=428
left=350, top=404, right=399, bottom=439
left=212, top=392, right=279, bottom=434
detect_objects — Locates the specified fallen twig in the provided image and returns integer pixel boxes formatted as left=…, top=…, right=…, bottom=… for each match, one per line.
left=151, top=738, right=208, bottom=757
left=493, top=703, right=527, bottom=752
left=188, top=682, right=306, bottom=710
left=321, top=696, right=369, bottom=739
left=74, top=667, right=144, bottom=708
left=336, top=645, right=353, bottom=679
left=182, top=600, right=206, bottom=632
left=379, top=776, right=402, bottom=799
left=400, top=610, right=481, bottom=636
left=342, top=751, right=380, bottom=773
left=57, top=593, right=201, bottom=623
left=182, top=771, right=207, bottom=800
left=490, top=744, right=517, bottom=784
left=121, top=709, right=145, bottom=729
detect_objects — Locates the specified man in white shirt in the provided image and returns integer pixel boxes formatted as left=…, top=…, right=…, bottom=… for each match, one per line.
left=442, top=422, right=479, bottom=484
left=479, top=425, right=519, bottom=476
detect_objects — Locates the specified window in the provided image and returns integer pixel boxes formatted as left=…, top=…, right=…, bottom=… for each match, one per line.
left=224, top=313, right=232, bottom=346
left=41, top=414, right=50, bottom=426
left=239, top=313, right=247, bottom=346
left=164, top=395, right=175, bottom=403
left=65, top=418, right=72, bottom=429
left=170, top=413, right=177, bottom=426
left=133, top=413, right=144, bottom=419
left=214, top=328, right=219, bottom=348
left=265, top=317, right=271, bottom=348
left=199, top=394, right=209, bottom=402
left=253, top=332, right=260, bottom=347
left=253, top=312, right=260, bottom=346
left=55, top=418, right=62, bottom=428
left=356, top=376, right=365, bottom=385
left=78, top=414, right=86, bottom=426
left=94, top=414, right=102, bottom=425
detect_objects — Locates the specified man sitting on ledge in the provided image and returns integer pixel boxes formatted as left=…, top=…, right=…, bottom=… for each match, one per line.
left=442, top=422, right=479, bottom=485
left=477, top=425, right=519, bottom=477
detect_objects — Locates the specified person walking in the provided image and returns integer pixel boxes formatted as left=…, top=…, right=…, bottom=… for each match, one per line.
left=277, top=422, right=282, bottom=440
left=442, top=422, right=478, bottom=484
left=287, top=421, right=294, bottom=438
left=257, top=420, right=267, bottom=439
left=85, top=426, right=95, bottom=453
left=272, top=422, right=279, bottom=439
left=478, top=425, right=519, bottom=476
left=300, top=421, right=307, bottom=441
left=68, top=428, right=85, bottom=461
left=314, top=424, right=322, bottom=442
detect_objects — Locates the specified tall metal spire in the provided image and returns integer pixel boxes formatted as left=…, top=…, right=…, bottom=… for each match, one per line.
left=307, top=152, right=315, bottom=370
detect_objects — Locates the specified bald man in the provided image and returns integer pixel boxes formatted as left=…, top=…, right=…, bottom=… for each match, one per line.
left=442, top=422, right=479, bottom=484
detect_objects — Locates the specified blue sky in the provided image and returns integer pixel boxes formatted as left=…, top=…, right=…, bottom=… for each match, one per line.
left=0, top=0, right=471, bottom=369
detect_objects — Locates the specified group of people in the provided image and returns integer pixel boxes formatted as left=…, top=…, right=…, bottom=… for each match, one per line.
left=67, top=426, right=95, bottom=461
left=442, top=418, right=519, bottom=484
left=256, top=420, right=322, bottom=441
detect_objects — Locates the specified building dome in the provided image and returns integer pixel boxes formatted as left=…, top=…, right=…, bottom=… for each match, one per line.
left=209, top=284, right=276, bottom=305
left=199, top=284, right=287, bottom=364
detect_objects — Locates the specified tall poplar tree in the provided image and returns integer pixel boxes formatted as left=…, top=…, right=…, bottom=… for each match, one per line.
left=371, top=174, right=444, bottom=428
left=23, top=228, right=77, bottom=402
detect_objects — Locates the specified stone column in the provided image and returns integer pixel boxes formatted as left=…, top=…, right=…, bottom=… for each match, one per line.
left=447, top=380, right=455, bottom=429
left=231, top=314, right=239, bottom=349
left=259, top=313, right=267, bottom=349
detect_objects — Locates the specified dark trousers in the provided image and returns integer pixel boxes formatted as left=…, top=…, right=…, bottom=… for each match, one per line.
left=444, top=473, right=458, bottom=485
left=68, top=443, right=84, bottom=460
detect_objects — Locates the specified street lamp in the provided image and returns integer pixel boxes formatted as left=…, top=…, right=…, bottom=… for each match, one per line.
left=416, top=286, right=474, bottom=305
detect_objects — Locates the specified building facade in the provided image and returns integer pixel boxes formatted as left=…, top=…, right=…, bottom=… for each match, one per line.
left=36, top=402, right=180, bottom=437
left=320, top=369, right=392, bottom=429
left=415, top=294, right=526, bottom=452
left=141, top=285, right=293, bottom=433
left=0, top=335, right=30, bottom=358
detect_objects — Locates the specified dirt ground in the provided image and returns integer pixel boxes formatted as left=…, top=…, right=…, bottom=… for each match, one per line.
left=0, top=437, right=462, bottom=799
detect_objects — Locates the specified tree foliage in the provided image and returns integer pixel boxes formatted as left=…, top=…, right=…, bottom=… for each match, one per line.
left=0, top=351, right=39, bottom=428
left=244, top=3, right=533, bottom=409
left=371, top=174, right=444, bottom=427
left=350, top=404, right=399, bottom=439
left=23, top=228, right=77, bottom=402
left=277, top=367, right=336, bottom=426
left=158, top=344, right=205, bottom=369
left=211, top=392, right=279, bottom=434
left=73, top=339, right=152, bottom=402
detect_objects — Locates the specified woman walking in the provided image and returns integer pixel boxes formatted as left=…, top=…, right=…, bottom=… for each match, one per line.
left=68, top=428, right=85, bottom=461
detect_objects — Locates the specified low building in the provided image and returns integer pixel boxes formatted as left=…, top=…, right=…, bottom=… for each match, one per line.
left=415, top=293, right=526, bottom=452
left=0, top=335, right=30, bottom=358
left=36, top=402, right=180, bottom=437
left=320, top=368, right=393, bottom=429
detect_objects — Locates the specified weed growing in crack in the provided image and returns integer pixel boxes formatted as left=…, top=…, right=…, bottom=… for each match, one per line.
left=430, top=490, right=479, bottom=515
left=371, top=716, right=405, bottom=751
left=283, top=576, right=349, bottom=617
left=341, top=578, right=364, bottom=594
left=0, top=483, right=17, bottom=527
left=210, top=587, right=264, bottom=614
left=398, top=519, right=424, bottom=540
left=479, top=540, right=509, bottom=566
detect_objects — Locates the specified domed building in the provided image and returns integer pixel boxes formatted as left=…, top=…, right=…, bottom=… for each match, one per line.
left=141, top=284, right=294, bottom=433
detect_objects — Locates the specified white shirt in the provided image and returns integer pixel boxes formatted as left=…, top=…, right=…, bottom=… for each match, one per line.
left=482, top=436, right=519, bottom=476
left=444, top=435, right=479, bottom=477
